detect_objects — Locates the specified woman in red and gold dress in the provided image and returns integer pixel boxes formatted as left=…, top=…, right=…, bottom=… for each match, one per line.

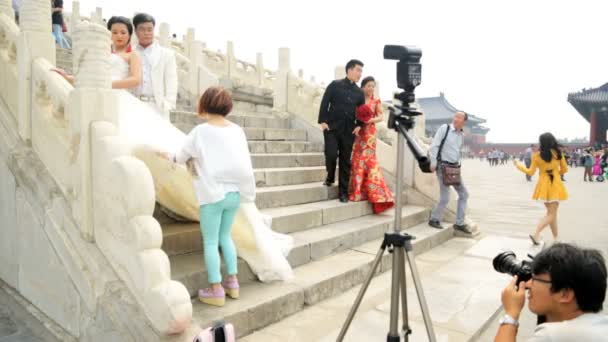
left=348, top=76, right=394, bottom=214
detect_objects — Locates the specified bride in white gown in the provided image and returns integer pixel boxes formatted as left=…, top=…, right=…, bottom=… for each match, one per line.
left=105, top=17, right=294, bottom=282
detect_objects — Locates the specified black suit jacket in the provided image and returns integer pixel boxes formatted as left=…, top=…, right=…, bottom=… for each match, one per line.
left=318, top=78, right=365, bottom=133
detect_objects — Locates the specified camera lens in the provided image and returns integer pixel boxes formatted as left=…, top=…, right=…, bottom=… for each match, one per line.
left=493, top=251, right=532, bottom=282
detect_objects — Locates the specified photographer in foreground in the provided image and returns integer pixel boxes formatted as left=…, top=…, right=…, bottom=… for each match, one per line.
left=495, top=243, right=608, bottom=342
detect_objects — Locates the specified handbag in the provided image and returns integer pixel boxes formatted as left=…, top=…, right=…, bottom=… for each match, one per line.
left=192, top=321, right=235, bottom=342
left=436, top=124, right=462, bottom=186
left=62, top=21, right=67, bottom=32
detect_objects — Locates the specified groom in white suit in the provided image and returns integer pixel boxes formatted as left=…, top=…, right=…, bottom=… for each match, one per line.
left=133, top=13, right=178, bottom=121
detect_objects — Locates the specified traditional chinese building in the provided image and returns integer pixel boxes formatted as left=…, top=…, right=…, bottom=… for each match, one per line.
left=418, top=93, right=490, bottom=152
left=568, top=83, right=608, bottom=147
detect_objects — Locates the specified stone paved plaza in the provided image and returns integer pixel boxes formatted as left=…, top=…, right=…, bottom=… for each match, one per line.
left=241, top=159, right=608, bottom=341
left=1, top=159, right=606, bottom=342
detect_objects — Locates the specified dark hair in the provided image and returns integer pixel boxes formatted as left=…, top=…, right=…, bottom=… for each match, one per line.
left=198, top=87, right=233, bottom=116
left=361, top=76, right=375, bottom=89
left=532, top=243, right=607, bottom=313
left=539, top=132, right=562, bottom=162
left=345, top=59, right=364, bottom=73
left=107, top=16, right=133, bottom=42
left=133, top=13, right=155, bottom=29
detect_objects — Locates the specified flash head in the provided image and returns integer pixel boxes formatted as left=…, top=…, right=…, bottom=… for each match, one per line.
left=383, top=45, right=422, bottom=92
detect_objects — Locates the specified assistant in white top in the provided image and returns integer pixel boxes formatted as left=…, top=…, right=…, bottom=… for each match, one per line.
left=173, top=122, right=256, bottom=205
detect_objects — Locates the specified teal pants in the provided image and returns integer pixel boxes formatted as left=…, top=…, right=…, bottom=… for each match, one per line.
left=200, top=192, right=240, bottom=284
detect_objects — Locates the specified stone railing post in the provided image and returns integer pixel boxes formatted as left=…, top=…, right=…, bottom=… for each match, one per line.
left=67, top=21, right=115, bottom=241
left=130, top=12, right=139, bottom=47
left=256, top=52, right=264, bottom=86
left=184, top=27, right=195, bottom=59
left=70, top=0, right=81, bottom=31
left=273, top=47, right=290, bottom=113
left=334, top=65, right=345, bottom=80
left=225, top=41, right=235, bottom=77
left=17, top=0, right=55, bottom=142
left=91, top=7, right=103, bottom=25
left=189, top=39, right=203, bottom=103
left=0, top=0, right=14, bottom=19
left=158, top=22, right=170, bottom=48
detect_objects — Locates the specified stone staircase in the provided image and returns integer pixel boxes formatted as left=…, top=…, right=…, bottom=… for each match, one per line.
left=53, top=46, right=458, bottom=339
left=165, top=103, right=456, bottom=339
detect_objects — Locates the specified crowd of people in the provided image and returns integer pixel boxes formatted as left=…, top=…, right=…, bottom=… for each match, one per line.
left=485, top=148, right=513, bottom=166
left=563, top=147, right=608, bottom=182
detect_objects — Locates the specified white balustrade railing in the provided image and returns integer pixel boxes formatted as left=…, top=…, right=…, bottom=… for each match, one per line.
left=0, top=11, right=19, bottom=117
left=0, top=2, right=193, bottom=335
left=30, top=57, right=73, bottom=194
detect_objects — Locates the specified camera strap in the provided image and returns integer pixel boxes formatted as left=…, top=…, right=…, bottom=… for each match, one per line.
left=437, top=124, right=450, bottom=164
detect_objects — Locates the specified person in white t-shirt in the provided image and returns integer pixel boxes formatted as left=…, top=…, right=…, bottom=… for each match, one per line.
left=166, top=87, right=255, bottom=307
left=495, top=243, right=608, bottom=342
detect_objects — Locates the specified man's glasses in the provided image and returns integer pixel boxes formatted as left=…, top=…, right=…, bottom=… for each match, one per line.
left=531, top=276, right=552, bottom=285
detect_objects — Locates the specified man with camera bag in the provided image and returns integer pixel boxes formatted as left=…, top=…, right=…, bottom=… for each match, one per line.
left=495, top=243, right=608, bottom=341
left=428, top=111, right=472, bottom=234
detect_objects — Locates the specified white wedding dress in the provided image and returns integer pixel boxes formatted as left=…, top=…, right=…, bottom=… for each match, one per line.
left=110, top=54, right=294, bottom=282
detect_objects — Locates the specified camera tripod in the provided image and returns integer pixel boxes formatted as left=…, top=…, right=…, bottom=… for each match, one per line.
left=336, top=99, right=436, bottom=342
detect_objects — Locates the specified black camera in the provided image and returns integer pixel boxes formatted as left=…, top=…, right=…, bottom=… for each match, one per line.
left=383, top=45, right=431, bottom=173
left=493, top=251, right=533, bottom=282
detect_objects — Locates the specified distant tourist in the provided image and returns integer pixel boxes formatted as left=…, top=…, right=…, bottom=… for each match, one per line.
left=132, top=13, right=178, bottom=121
left=12, top=0, right=20, bottom=23
left=583, top=148, right=594, bottom=182
left=495, top=243, right=608, bottom=342
left=318, top=59, right=365, bottom=203
left=51, top=0, right=70, bottom=49
left=514, top=133, right=568, bottom=245
left=348, top=76, right=394, bottom=213
left=524, top=144, right=534, bottom=182
left=428, top=111, right=473, bottom=234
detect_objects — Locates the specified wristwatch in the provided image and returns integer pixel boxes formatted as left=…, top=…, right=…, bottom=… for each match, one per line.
left=499, top=314, right=519, bottom=327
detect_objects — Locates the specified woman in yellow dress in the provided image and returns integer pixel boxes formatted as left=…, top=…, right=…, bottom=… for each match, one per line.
left=514, top=133, right=568, bottom=245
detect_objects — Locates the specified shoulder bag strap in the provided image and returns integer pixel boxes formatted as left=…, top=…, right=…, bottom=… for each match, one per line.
left=437, top=124, right=450, bottom=163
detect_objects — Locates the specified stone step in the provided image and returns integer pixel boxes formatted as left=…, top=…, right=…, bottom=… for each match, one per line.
left=188, top=223, right=454, bottom=339
left=254, top=166, right=328, bottom=187
left=261, top=199, right=370, bottom=234
left=240, top=235, right=539, bottom=342
left=162, top=198, right=376, bottom=257
left=167, top=206, right=430, bottom=296
left=244, top=128, right=307, bottom=142
left=251, top=153, right=324, bottom=169
left=248, top=141, right=323, bottom=154
left=171, top=111, right=289, bottom=129
left=255, top=182, right=338, bottom=209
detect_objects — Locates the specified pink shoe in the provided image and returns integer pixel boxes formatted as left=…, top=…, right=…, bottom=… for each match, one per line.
left=222, top=278, right=240, bottom=299
left=198, top=287, right=225, bottom=307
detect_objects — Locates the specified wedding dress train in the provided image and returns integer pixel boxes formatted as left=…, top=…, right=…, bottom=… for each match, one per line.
left=109, top=53, right=294, bottom=282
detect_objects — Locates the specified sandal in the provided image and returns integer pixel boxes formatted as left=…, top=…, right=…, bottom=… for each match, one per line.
left=529, top=234, right=540, bottom=246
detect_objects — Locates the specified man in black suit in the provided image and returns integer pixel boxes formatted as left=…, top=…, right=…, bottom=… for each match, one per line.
left=318, top=60, right=365, bottom=203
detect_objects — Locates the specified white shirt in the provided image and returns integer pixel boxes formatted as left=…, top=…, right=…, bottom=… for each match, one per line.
left=429, top=124, right=464, bottom=168
left=527, top=313, right=608, bottom=342
left=173, top=122, right=256, bottom=205
left=135, top=43, right=157, bottom=97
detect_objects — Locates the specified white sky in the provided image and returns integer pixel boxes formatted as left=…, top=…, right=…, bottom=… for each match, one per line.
left=73, top=0, right=608, bottom=143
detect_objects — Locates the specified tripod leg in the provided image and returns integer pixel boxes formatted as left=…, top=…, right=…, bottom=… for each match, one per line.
left=404, top=248, right=437, bottom=342
left=336, top=246, right=386, bottom=342
left=398, top=247, right=411, bottom=341
left=388, top=246, right=401, bottom=340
